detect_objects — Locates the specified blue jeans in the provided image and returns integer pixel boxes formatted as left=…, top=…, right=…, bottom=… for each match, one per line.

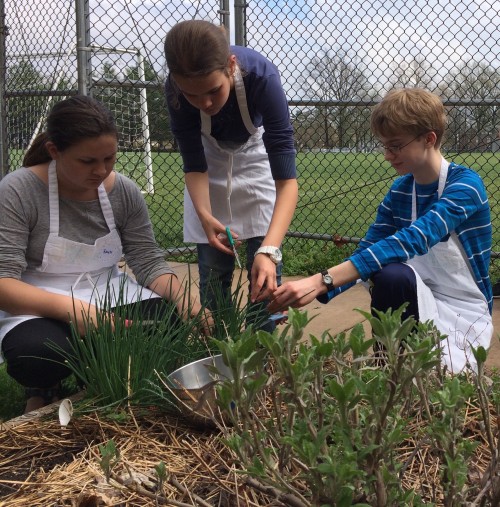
left=197, top=237, right=282, bottom=333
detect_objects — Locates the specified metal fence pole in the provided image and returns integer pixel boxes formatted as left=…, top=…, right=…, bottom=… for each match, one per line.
left=137, top=50, right=154, bottom=194
left=219, top=0, right=230, bottom=31
left=234, top=0, right=247, bottom=46
left=0, top=0, right=8, bottom=177
left=75, top=0, right=91, bottom=96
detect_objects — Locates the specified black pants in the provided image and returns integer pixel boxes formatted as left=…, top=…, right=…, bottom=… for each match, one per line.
left=370, top=263, right=419, bottom=321
left=2, top=298, right=177, bottom=388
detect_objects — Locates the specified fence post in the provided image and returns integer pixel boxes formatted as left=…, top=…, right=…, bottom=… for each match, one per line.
left=234, top=0, right=247, bottom=46
left=75, top=0, right=91, bottom=96
left=0, top=0, right=8, bottom=176
left=219, top=0, right=230, bottom=32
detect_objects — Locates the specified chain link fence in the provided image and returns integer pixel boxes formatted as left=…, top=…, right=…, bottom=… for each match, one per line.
left=1, top=0, right=499, bottom=280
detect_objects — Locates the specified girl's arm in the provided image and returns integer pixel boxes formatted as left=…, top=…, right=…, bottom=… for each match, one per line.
left=0, top=277, right=101, bottom=336
left=251, top=178, right=298, bottom=302
left=268, top=259, right=360, bottom=313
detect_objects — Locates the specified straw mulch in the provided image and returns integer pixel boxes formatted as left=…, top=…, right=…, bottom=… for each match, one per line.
left=0, top=396, right=497, bottom=506
left=0, top=404, right=280, bottom=507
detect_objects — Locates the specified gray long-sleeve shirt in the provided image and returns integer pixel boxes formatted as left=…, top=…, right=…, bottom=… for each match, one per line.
left=0, top=168, right=174, bottom=288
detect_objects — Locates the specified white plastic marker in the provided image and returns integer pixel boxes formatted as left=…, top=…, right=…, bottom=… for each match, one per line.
left=58, top=398, right=73, bottom=426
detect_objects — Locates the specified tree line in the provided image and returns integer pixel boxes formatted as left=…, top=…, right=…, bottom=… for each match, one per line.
left=6, top=51, right=500, bottom=155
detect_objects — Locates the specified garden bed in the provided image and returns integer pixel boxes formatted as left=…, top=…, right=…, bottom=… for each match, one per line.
left=0, top=403, right=260, bottom=506
left=0, top=382, right=497, bottom=506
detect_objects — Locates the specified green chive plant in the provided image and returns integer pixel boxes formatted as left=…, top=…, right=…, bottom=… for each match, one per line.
left=211, top=306, right=496, bottom=506
left=50, top=269, right=270, bottom=412
left=50, top=276, right=212, bottom=410
left=204, top=268, right=274, bottom=341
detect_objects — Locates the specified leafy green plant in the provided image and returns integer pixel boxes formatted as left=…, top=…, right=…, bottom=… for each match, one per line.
left=98, top=439, right=120, bottom=482
left=211, top=306, right=485, bottom=506
left=154, top=461, right=168, bottom=494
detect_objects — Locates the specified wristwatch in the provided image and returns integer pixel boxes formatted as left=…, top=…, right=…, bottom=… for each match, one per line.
left=321, top=270, right=335, bottom=291
left=255, top=246, right=282, bottom=265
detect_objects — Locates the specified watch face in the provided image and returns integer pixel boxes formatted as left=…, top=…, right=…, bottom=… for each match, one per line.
left=271, top=248, right=283, bottom=262
left=323, top=273, right=333, bottom=285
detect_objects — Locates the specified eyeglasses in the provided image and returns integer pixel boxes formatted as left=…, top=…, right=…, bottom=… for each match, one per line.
left=376, top=133, right=426, bottom=155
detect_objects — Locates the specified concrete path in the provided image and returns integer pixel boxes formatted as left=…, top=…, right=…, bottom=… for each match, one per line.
left=171, top=262, right=500, bottom=370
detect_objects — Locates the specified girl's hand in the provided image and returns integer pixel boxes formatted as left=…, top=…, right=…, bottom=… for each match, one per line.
left=201, top=216, right=236, bottom=256
left=267, top=275, right=322, bottom=313
left=250, top=254, right=277, bottom=302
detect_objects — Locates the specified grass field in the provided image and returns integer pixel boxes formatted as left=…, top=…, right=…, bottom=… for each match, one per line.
left=7, top=148, right=499, bottom=278
left=116, top=150, right=500, bottom=279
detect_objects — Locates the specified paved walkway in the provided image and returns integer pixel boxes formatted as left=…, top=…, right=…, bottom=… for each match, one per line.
left=171, top=262, right=500, bottom=370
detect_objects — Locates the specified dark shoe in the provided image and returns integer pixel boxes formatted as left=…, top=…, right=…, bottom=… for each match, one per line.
left=24, top=386, right=61, bottom=413
left=493, top=281, right=500, bottom=299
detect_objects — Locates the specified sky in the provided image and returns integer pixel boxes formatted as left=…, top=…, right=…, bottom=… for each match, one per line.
left=6, top=0, right=500, bottom=100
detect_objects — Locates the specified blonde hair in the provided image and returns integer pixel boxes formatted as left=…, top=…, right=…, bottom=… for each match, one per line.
left=371, top=88, right=447, bottom=146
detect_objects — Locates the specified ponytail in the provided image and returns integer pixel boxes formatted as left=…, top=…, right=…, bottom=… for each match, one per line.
left=23, top=132, right=51, bottom=167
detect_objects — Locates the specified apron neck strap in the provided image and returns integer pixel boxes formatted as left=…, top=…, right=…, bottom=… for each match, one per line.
left=411, top=157, right=449, bottom=222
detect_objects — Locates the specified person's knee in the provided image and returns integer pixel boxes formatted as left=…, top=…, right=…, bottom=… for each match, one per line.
left=372, top=263, right=413, bottom=291
left=2, top=319, right=73, bottom=387
left=371, top=263, right=418, bottom=318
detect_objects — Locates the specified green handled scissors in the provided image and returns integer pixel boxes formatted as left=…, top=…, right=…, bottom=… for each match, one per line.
left=225, top=226, right=242, bottom=269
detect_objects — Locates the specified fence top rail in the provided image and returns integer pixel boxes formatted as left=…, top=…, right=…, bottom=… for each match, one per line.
left=289, top=99, right=500, bottom=107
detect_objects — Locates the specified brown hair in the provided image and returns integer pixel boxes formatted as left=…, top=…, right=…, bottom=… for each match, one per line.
left=164, top=20, right=233, bottom=108
left=164, top=20, right=231, bottom=78
left=371, top=88, right=447, bottom=146
left=23, top=95, right=118, bottom=167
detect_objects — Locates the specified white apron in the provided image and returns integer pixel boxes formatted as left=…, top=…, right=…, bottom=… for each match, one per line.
left=406, top=158, right=493, bottom=373
left=183, top=66, right=276, bottom=243
left=0, top=160, right=157, bottom=360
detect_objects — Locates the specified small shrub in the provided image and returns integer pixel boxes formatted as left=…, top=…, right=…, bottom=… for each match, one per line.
left=212, top=306, right=495, bottom=506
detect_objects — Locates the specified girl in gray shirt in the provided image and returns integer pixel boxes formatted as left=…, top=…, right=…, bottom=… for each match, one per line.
left=0, top=95, right=212, bottom=413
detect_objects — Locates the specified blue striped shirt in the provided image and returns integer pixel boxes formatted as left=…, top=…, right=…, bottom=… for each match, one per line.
left=320, top=163, right=493, bottom=313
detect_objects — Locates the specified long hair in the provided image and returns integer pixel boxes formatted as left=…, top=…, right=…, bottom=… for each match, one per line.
left=23, top=95, right=118, bottom=167
left=164, top=20, right=230, bottom=78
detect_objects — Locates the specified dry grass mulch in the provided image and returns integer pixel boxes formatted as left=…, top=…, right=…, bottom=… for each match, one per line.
left=0, top=396, right=498, bottom=506
left=0, top=404, right=278, bottom=507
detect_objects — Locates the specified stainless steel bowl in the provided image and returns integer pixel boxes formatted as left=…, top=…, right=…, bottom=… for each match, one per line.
left=167, top=354, right=233, bottom=390
left=167, top=354, right=233, bottom=425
